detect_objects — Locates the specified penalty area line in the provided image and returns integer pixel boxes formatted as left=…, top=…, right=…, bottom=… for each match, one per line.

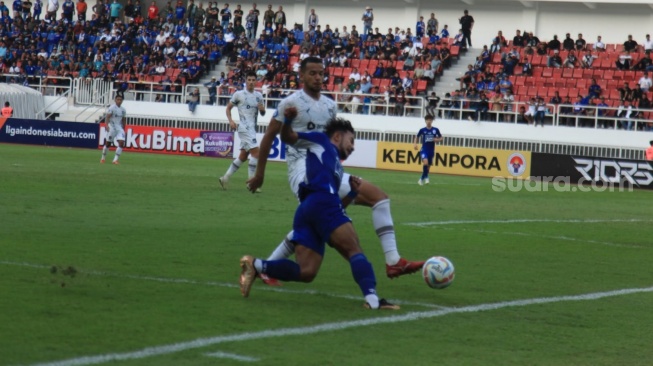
left=28, top=286, right=653, bottom=366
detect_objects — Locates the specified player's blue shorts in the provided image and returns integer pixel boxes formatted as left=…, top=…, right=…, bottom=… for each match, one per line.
left=292, top=191, right=352, bottom=256
left=420, top=149, right=434, bottom=165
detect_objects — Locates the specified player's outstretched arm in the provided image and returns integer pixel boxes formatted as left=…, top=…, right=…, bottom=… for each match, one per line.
left=246, top=118, right=281, bottom=193
left=279, top=106, right=299, bottom=145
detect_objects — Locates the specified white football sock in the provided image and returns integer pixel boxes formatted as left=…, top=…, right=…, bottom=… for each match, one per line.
left=253, top=258, right=263, bottom=273
left=267, top=231, right=295, bottom=260
left=365, top=294, right=379, bottom=309
left=112, top=147, right=122, bottom=162
left=372, top=199, right=401, bottom=265
left=248, top=157, right=258, bottom=179
left=101, top=145, right=108, bottom=158
left=225, top=158, right=243, bottom=178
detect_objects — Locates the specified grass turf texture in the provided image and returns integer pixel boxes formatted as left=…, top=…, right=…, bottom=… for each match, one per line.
left=1, top=144, right=651, bottom=366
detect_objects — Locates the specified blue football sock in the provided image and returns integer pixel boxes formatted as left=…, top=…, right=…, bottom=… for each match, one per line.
left=422, top=165, right=428, bottom=179
left=349, top=253, right=377, bottom=297
left=262, top=259, right=301, bottom=282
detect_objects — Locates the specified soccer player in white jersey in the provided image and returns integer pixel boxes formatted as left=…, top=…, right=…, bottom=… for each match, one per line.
left=219, top=71, right=266, bottom=190
left=247, top=57, right=424, bottom=285
left=101, top=94, right=126, bottom=164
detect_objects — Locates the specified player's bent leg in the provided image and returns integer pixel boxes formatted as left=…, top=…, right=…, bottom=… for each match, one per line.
left=350, top=179, right=425, bottom=278
left=329, top=223, right=399, bottom=310
left=293, top=244, right=323, bottom=283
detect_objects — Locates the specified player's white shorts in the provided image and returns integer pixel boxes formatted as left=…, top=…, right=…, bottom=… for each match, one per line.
left=107, top=127, right=125, bottom=143
left=238, top=124, right=257, bottom=152
left=288, top=157, right=352, bottom=201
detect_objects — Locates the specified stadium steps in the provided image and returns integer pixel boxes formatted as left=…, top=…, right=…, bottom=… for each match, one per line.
left=433, top=47, right=478, bottom=97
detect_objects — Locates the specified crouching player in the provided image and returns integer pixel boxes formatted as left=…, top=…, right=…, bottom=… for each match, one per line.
left=239, top=116, right=399, bottom=310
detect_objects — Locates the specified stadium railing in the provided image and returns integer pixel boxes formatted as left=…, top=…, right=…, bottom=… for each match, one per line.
left=1, top=74, right=74, bottom=96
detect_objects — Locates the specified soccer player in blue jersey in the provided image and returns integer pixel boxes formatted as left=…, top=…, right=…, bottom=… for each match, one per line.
left=413, top=114, right=443, bottom=185
left=239, top=116, right=399, bottom=310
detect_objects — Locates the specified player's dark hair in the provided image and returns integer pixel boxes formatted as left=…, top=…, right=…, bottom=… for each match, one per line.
left=324, top=117, right=355, bottom=138
left=300, top=57, right=323, bottom=72
left=245, top=71, right=257, bottom=79
left=425, top=114, right=434, bottom=121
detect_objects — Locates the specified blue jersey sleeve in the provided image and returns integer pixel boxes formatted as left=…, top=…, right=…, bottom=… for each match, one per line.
left=435, top=128, right=442, bottom=138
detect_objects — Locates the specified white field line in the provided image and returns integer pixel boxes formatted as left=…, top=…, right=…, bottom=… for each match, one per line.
left=203, top=351, right=259, bottom=362
left=440, top=227, right=645, bottom=249
left=28, top=286, right=653, bottom=366
left=0, top=261, right=446, bottom=310
left=404, top=218, right=651, bottom=227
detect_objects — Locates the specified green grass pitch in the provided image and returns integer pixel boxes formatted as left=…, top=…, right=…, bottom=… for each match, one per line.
left=1, top=144, right=652, bottom=366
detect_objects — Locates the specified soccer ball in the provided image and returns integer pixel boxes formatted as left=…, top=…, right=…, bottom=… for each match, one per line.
left=422, top=256, right=455, bottom=289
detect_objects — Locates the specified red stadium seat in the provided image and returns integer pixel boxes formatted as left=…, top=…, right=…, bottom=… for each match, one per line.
left=542, top=68, right=553, bottom=78
left=562, top=68, right=573, bottom=78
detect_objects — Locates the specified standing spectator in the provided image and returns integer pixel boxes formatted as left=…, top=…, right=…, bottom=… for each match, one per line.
left=219, top=3, right=231, bottom=30
left=174, top=0, right=184, bottom=23
left=416, top=16, right=425, bottom=38
left=194, top=2, right=205, bottom=27
left=547, top=35, right=561, bottom=51
left=575, top=33, right=586, bottom=50
left=644, top=34, right=653, bottom=53
left=187, top=87, right=200, bottom=113
left=186, top=0, right=196, bottom=27
left=12, top=0, right=21, bottom=18
left=562, top=33, right=574, bottom=51
left=109, top=0, right=122, bottom=22
left=33, top=0, right=41, bottom=19
left=307, top=8, right=318, bottom=30
left=623, top=35, right=638, bottom=53
left=204, top=76, right=218, bottom=105
left=273, top=5, right=285, bottom=29
left=22, top=0, right=31, bottom=19
left=249, top=3, right=260, bottom=36
left=263, top=3, right=273, bottom=27
left=426, top=13, right=438, bottom=35
left=245, top=9, right=256, bottom=40
left=534, top=97, right=547, bottom=127
left=147, top=0, right=157, bottom=21
left=233, top=3, right=242, bottom=25
left=123, top=0, right=134, bottom=22
left=75, top=0, right=85, bottom=21
left=646, top=140, right=653, bottom=160
left=425, top=92, right=440, bottom=116
left=60, top=0, right=74, bottom=21
left=361, top=6, right=373, bottom=39
left=459, top=9, right=474, bottom=48
left=46, top=0, right=58, bottom=21
left=207, top=2, right=218, bottom=26
left=1, top=101, right=13, bottom=117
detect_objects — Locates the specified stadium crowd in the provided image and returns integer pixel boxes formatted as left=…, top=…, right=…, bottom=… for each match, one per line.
left=0, top=0, right=651, bottom=130
left=443, top=30, right=653, bottom=130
